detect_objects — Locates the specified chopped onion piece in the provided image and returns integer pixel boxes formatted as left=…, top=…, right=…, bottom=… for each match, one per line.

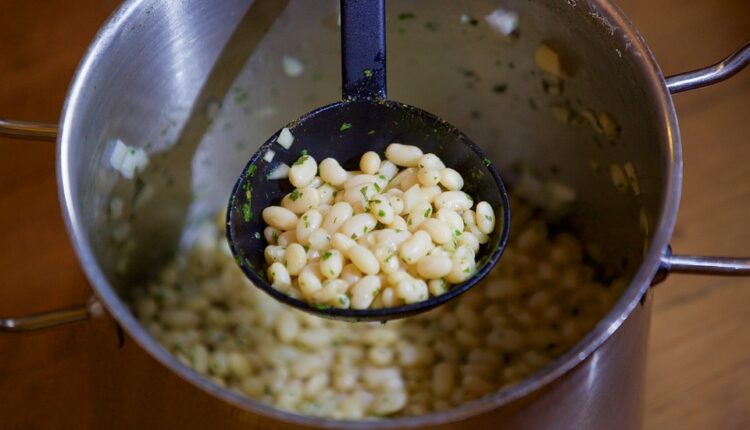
left=277, top=127, right=294, bottom=149
left=267, top=162, right=290, bottom=180
left=282, top=55, right=304, bottom=77
left=263, top=149, right=276, bottom=162
left=109, top=139, right=149, bottom=179
left=485, top=9, right=519, bottom=36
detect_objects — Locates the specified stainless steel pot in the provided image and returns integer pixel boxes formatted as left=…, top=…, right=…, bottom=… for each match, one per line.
left=1, top=0, right=749, bottom=428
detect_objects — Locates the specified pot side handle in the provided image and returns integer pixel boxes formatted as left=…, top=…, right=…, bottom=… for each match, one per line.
left=660, top=40, right=750, bottom=277
left=665, top=40, right=750, bottom=94
left=0, top=119, right=91, bottom=332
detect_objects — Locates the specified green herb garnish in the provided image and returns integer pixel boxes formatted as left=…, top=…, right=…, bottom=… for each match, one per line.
left=246, top=164, right=257, bottom=177
left=378, top=210, right=385, bottom=217
left=340, top=122, right=352, bottom=131
left=483, top=158, right=492, bottom=167
left=322, top=251, right=333, bottom=261
left=363, top=69, right=373, bottom=78
left=242, top=203, right=252, bottom=222
left=398, top=12, right=416, bottom=20
left=425, top=21, right=439, bottom=32
left=290, top=189, right=301, bottom=201
left=293, top=155, right=309, bottom=166
left=424, top=207, right=432, bottom=218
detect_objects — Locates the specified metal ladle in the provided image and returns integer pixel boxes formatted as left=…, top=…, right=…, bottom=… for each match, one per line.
left=226, top=0, right=511, bottom=321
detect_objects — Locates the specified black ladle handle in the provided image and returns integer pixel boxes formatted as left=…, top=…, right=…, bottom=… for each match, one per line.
left=341, top=0, right=386, bottom=101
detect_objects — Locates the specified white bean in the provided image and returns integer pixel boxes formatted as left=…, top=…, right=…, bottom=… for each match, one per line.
left=417, top=254, right=452, bottom=279
left=439, top=168, right=464, bottom=191
left=373, top=245, right=400, bottom=274
left=418, top=153, right=446, bottom=170
left=434, top=191, right=473, bottom=211
left=396, top=277, right=429, bottom=304
left=369, top=194, right=394, bottom=224
left=319, top=158, right=348, bottom=186
left=391, top=215, right=408, bottom=232
left=340, top=263, right=363, bottom=285
left=322, top=202, right=353, bottom=233
left=350, top=275, right=382, bottom=309
left=332, top=232, right=357, bottom=253
left=417, top=168, right=441, bottom=187
left=317, top=184, right=336, bottom=206
left=475, top=201, right=496, bottom=234
left=263, top=226, right=280, bottom=245
left=385, top=143, right=423, bottom=167
left=345, top=174, right=378, bottom=190
left=320, top=249, right=344, bottom=279
left=388, top=167, right=418, bottom=191
left=308, top=228, right=332, bottom=251
left=296, top=209, right=322, bottom=245
left=298, top=263, right=323, bottom=298
left=402, top=184, right=422, bottom=213
left=385, top=194, right=405, bottom=215
left=268, top=262, right=291, bottom=289
left=276, top=230, right=297, bottom=247
left=428, top=278, right=449, bottom=296
left=347, top=245, right=380, bottom=275
left=467, top=223, right=490, bottom=244
left=419, top=185, right=442, bottom=204
left=399, top=230, right=432, bottom=264
left=445, top=245, right=476, bottom=283
left=378, top=160, right=399, bottom=180
left=264, top=245, right=286, bottom=265
left=340, top=213, right=377, bottom=240
left=360, top=151, right=381, bottom=175
left=289, top=154, right=318, bottom=188
left=281, top=187, right=320, bottom=215
left=407, top=201, right=433, bottom=232
left=437, top=208, right=464, bottom=233
left=379, top=287, right=400, bottom=307
left=284, top=243, right=307, bottom=275
left=262, top=206, right=298, bottom=231
left=458, top=231, right=480, bottom=253
left=419, top=218, right=451, bottom=244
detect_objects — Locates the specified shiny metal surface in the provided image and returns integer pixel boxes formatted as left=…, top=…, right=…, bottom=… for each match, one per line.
left=0, top=304, right=89, bottom=332
left=0, top=0, right=731, bottom=428
left=0, top=118, right=57, bottom=141
left=665, top=41, right=750, bottom=94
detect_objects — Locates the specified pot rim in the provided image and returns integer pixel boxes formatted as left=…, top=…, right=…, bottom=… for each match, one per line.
left=57, top=0, right=681, bottom=427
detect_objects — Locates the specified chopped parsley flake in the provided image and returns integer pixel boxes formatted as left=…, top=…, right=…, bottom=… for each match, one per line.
left=485, top=215, right=493, bottom=221
left=425, top=21, right=439, bottom=32
left=454, top=229, right=462, bottom=236
left=290, top=189, right=301, bottom=201
left=378, top=210, right=385, bottom=217
left=424, top=207, right=432, bottom=218
left=398, top=12, right=416, bottom=20
left=242, top=203, right=252, bottom=222
left=360, top=186, right=369, bottom=201
left=340, top=122, right=352, bottom=131
left=367, top=130, right=375, bottom=135
left=483, top=158, right=492, bottom=167
left=363, top=69, right=373, bottom=78
left=246, top=164, right=257, bottom=177
left=293, top=155, right=309, bottom=166
left=322, top=251, right=333, bottom=261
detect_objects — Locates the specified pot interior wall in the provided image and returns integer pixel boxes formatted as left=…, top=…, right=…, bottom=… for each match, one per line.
left=67, top=0, right=666, bottom=310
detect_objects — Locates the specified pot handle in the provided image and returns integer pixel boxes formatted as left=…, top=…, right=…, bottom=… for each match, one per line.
left=665, top=40, right=750, bottom=94
left=0, top=118, right=58, bottom=141
left=659, top=41, right=750, bottom=277
left=0, top=119, right=91, bottom=332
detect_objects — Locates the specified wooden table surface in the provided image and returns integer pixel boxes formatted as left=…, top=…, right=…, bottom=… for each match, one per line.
left=0, top=0, right=748, bottom=428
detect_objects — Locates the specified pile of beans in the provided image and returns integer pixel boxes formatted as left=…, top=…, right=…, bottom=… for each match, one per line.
left=262, top=144, right=496, bottom=309
left=130, top=195, right=623, bottom=420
